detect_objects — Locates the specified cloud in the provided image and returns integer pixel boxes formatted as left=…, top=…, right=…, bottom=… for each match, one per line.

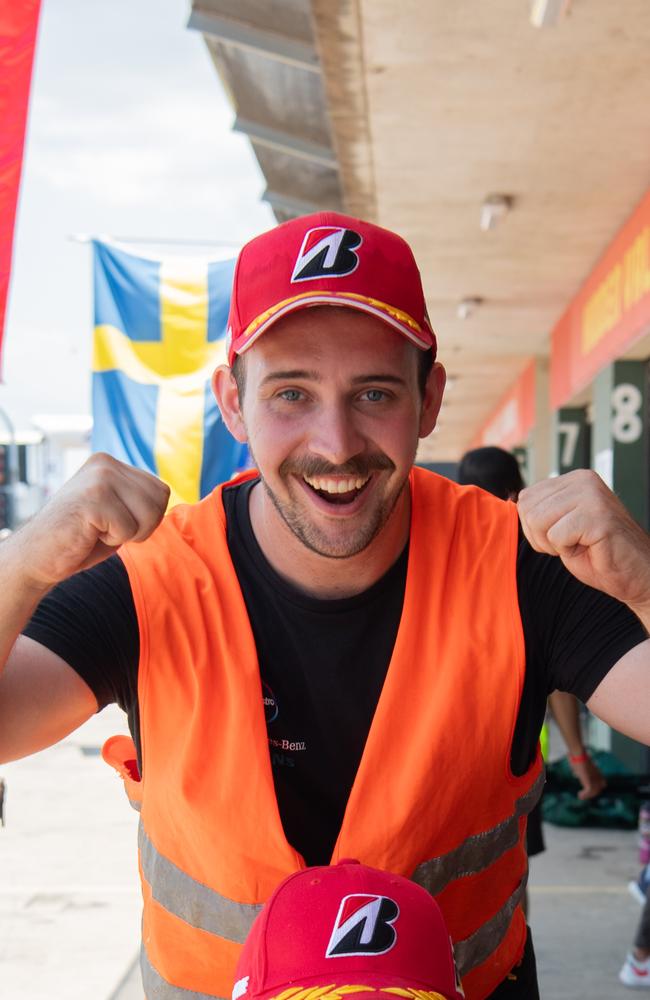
left=26, top=84, right=265, bottom=210
left=31, top=88, right=235, bottom=143
left=30, top=148, right=168, bottom=205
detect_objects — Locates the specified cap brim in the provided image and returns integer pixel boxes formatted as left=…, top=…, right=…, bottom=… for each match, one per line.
left=229, top=292, right=435, bottom=364
left=247, top=972, right=462, bottom=1000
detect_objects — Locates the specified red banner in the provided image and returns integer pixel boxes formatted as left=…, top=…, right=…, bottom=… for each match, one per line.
left=0, top=1, right=42, bottom=376
left=471, top=360, right=536, bottom=450
left=550, top=188, right=650, bottom=409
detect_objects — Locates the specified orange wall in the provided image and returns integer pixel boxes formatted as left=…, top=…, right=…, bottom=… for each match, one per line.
left=550, top=188, right=650, bottom=409
left=471, top=360, right=536, bottom=450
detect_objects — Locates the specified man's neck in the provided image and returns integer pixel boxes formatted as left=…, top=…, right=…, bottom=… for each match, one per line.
left=248, top=482, right=411, bottom=599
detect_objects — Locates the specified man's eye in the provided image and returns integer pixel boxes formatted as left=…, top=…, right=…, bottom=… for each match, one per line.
left=362, top=389, right=387, bottom=402
left=278, top=389, right=303, bottom=402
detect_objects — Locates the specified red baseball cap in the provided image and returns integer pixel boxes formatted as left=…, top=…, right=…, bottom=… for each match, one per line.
left=232, top=860, right=464, bottom=1000
left=226, top=212, right=436, bottom=365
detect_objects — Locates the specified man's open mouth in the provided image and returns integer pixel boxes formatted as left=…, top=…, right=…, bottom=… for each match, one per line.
left=302, top=474, right=371, bottom=505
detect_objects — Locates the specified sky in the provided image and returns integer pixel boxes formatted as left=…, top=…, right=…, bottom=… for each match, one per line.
left=1, top=0, right=274, bottom=432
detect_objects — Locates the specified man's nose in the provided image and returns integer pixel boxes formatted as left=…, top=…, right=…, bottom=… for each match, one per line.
left=306, top=403, right=365, bottom=466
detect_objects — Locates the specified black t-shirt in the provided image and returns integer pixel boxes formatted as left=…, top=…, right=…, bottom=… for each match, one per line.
left=23, top=479, right=646, bottom=866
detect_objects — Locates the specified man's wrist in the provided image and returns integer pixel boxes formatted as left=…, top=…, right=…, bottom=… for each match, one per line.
left=2, top=531, right=54, bottom=602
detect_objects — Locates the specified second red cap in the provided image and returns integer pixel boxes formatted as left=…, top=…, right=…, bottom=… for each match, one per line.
left=232, top=860, right=464, bottom=1000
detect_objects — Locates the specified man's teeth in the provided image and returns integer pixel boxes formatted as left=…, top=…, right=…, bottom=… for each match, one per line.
left=303, top=475, right=369, bottom=494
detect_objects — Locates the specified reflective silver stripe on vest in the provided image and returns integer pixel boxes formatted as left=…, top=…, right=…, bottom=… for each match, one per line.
left=412, top=768, right=544, bottom=898
left=454, top=870, right=527, bottom=976
left=139, top=822, right=263, bottom=942
left=141, top=946, right=225, bottom=1000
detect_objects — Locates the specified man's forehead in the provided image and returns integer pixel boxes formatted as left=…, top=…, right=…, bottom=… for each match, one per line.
left=242, top=306, right=414, bottom=366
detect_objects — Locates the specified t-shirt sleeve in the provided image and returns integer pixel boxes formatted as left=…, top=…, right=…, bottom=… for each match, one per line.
left=21, top=554, right=139, bottom=714
left=517, top=536, right=647, bottom=703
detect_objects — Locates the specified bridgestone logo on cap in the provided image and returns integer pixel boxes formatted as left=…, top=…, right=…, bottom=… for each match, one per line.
left=291, top=227, right=362, bottom=283
left=325, top=894, right=399, bottom=958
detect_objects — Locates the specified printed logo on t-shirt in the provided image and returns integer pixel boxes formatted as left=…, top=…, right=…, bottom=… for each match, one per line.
left=269, top=737, right=306, bottom=752
left=263, top=682, right=279, bottom=723
left=263, top=683, right=307, bottom=765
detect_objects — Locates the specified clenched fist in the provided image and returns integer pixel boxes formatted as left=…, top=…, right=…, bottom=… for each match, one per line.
left=13, top=453, right=170, bottom=592
left=518, top=469, right=650, bottom=620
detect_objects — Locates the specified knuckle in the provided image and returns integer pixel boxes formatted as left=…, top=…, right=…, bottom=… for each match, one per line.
left=573, top=468, right=600, bottom=489
left=85, top=451, right=116, bottom=472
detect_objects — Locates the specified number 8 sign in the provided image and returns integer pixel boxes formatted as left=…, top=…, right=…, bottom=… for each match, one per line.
left=611, top=383, right=643, bottom=444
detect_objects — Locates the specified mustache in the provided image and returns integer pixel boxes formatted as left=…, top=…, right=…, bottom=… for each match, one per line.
left=280, top=453, right=396, bottom=479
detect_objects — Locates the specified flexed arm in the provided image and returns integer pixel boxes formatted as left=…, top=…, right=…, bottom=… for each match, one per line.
left=0, top=454, right=169, bottom=762
left=518, top=470, right=650, bottom=745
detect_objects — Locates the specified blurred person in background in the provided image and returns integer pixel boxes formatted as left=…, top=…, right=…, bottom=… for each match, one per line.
left=620, top=864, right=650, bottom=987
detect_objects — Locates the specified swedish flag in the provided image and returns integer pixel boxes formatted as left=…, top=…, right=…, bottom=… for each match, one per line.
left=92, top=240, right=248, bottom=508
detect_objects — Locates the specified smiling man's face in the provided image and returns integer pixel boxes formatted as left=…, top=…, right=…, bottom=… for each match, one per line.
left=215, top=307, right=444, bottom=560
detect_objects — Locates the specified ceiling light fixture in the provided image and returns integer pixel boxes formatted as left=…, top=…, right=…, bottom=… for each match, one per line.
left=530, top=0, right=571, bottom=28
left=480, top=194, right=513, bottom=231
left=457, top=297, right=483, bottom=321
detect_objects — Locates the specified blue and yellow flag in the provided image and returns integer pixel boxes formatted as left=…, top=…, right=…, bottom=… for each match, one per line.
left=92, top=241, right=248, bottom=508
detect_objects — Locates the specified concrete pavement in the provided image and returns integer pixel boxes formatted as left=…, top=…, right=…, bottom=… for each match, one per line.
left=531, top=822, right=642, bottom=998
left=0, top=706, right=646, bottom=999
left=0, top=706, right=141, bottom=1000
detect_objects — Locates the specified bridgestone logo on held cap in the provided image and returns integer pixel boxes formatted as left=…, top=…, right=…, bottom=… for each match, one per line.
left=326, top=894, right=399, bottom=958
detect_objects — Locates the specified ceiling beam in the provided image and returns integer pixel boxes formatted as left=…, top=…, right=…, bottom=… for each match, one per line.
left=233, top=117, right=338, bottom=169
left=188, top=9, right=320, bottom=73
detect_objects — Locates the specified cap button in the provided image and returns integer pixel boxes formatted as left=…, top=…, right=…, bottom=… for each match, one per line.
left=337, top=858, right=361, bottom=866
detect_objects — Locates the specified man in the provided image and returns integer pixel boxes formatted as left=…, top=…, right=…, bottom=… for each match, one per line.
left=0, top=211, right=649, bottom=1000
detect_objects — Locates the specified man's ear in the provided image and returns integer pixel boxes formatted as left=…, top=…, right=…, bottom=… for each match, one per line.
left=212, top=365, right=248, bottom=443
left=419, top=362, right=446, bottom=439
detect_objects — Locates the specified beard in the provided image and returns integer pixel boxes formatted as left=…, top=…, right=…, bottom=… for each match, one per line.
left=254, top=451, right=408, bottom=559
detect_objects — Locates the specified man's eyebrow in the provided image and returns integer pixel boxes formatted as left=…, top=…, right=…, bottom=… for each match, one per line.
left=349, top=374, right=407, bottom=386
left=259, top=371, right=408, bottom=387
left=260, top=370, right=321, bottom=386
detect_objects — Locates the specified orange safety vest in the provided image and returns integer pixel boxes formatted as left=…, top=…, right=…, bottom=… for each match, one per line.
left=106, top=466, right=542, bottom=1000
